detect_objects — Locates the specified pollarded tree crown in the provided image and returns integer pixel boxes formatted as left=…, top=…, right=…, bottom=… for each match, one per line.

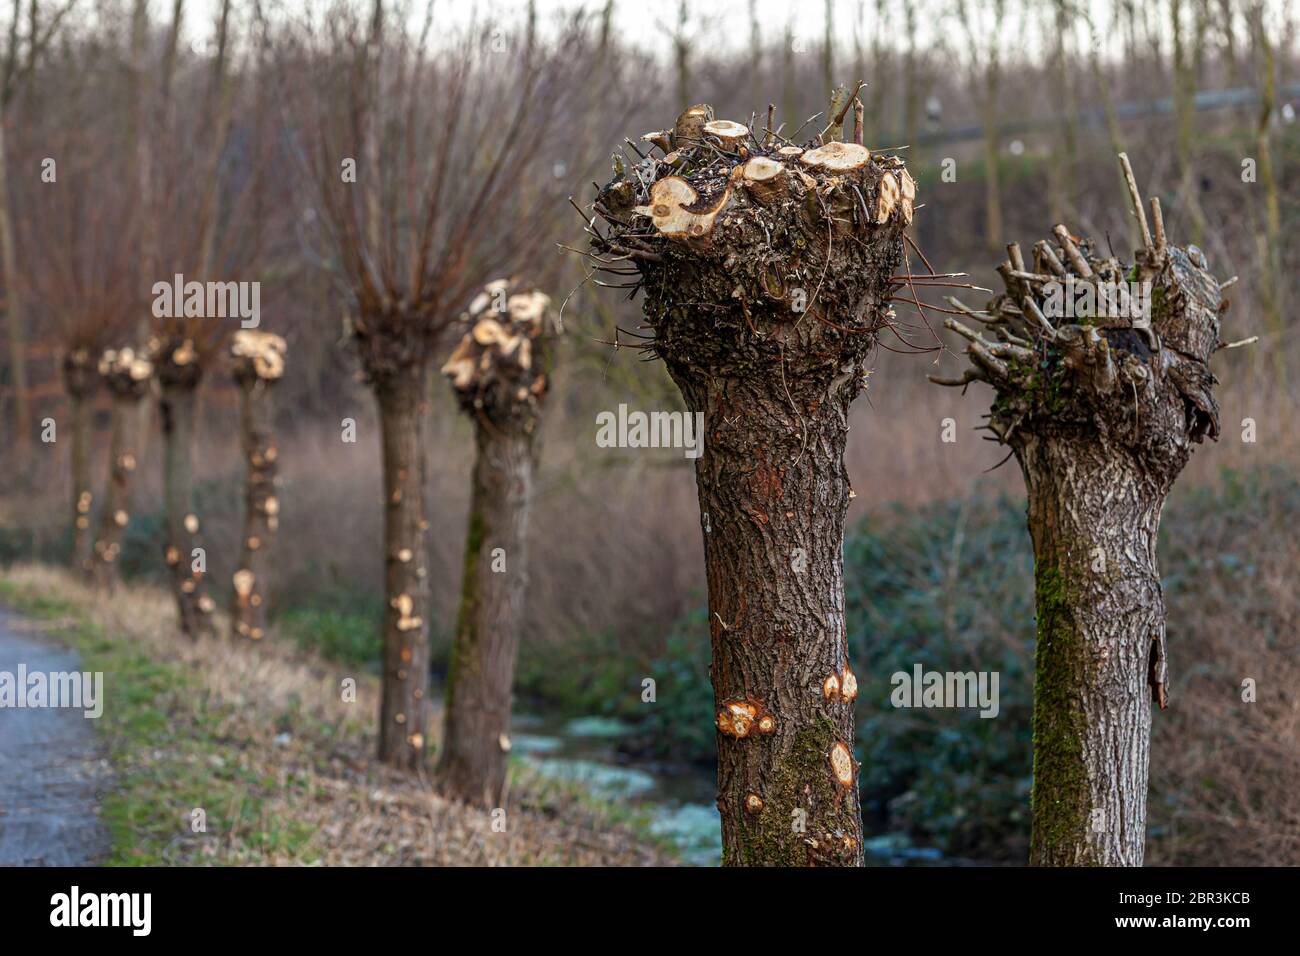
left=98, top=347, right=154, bottom=399
left=932, top=155, right=1229, bottom=477
left=146, top=335, right=204, bottom=389
left=62, top=347, right=100, bottom=398
left=230, top=330, right=288, bottom=385
left=590, top=102, right=914, bottom=382
left=441, top=278, right=557, bottom=431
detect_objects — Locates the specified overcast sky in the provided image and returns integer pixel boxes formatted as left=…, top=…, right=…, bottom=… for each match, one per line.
left=157, top=0, right=1289, bottom=65
left=170, top=0, right=1060, bottom=59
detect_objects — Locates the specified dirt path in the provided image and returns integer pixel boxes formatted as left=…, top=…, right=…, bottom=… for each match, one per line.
left=0, top=608, right=111, bottom=865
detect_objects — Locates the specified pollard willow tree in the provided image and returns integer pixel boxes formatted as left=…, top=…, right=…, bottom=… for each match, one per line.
left=290, top=2, right=584, bottom=769
left=148, top=333, right=218, bottom=636
left=229, top=330, right=287, bottom=640
left=91, top=348, right=153, bottom=588
left=588, top=100, right=918, bottom=865
left=438, top=280, right=557, bottom=805
left=930, top=155, right=1237, bottom=865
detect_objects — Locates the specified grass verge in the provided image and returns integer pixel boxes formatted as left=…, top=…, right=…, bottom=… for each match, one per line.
left=0, top=565, right=673, bottom=866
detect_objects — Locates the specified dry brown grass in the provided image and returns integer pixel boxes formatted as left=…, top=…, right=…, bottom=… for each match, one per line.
left=1, top=563, right=671, bottom=867
left=1146, top=473, right=1300, bottom=865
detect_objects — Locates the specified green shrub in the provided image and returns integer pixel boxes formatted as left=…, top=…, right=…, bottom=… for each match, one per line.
left=277, top=606, right=383, bottom=668
left=515, top=627, right=648, bottom=720
left=845, top=495, right=1035, bottom=860
left=636, top=607, right=715, bottom=763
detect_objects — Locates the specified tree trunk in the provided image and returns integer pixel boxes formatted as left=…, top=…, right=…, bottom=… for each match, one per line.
left=1021, top=438, right=1164, bottom=865
left=67, top=393, right=93, bottom=572
left=92, top=348, right=153, bottom=590
left=438, top=279, right=555, bottom=806
left=62, top=350, right=98, bottom=576
left=438, top=426, right=534, bottom=805
left=229, top=332, right=286, bottom=641
left=92, top=394, right=141, bottom=590
left=231, top=378, right=278, bottom=640
left=374, top=364, right=432, bottom=769
left=674, top=373, right=865, bottom=866
left=591, top=104, right=911, bottom=865
left=930, top=162, right=1225, bottom=866
left=156, top=339, right=216, bottom=638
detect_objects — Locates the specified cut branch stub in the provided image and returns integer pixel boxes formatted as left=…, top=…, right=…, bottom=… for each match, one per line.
left=702, top=119, right=749, bottom=151
left=875, top=171, right=900, bottom=223
left=633, top=176, right=733, bottom=244
left=441, top=278, right=558, bottom=430
left=799, top=140, right=870, bottom=173
left=740, top=156, right=791, bottom=205
left=716, top=699, right=777, bottom=739
left=672, top=103, right=714, bottom=148
left=898, top=169, right=916, bottom=224
left=229, top=330, right=288, bottom=384
left=641, top=129, right=673, bottom=153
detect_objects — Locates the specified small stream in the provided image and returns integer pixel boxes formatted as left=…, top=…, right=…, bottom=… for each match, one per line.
left=512, top=711, right=949, bottom=866
left=512, top=712, right=723, bottom=866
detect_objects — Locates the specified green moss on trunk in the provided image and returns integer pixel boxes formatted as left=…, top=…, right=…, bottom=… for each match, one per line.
left=738, top=714, right=858, bottom=866
left=1029, top=562, right=1096, bottom=865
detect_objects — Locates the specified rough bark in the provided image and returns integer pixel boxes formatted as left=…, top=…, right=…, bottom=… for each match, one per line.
left=439, top=427, right=534, bottom=805
left=1021, top=437, right=1163, bottom=865
left=152, top=337, right=217, bottom=639
left=678, top=372, right=866, bottom=866
left=62, top=350, right=98, bottom=575
left=229, top=331, right=286, bottom=641
left=91, top=348, right=153, bottom=590
left=374, top=363, right=432, bottom=770
left=591, top=103, right=912, bottom=865
left=931, top=158, right=1227, bottom=865
left=438, top=281, right=554, bottom=806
